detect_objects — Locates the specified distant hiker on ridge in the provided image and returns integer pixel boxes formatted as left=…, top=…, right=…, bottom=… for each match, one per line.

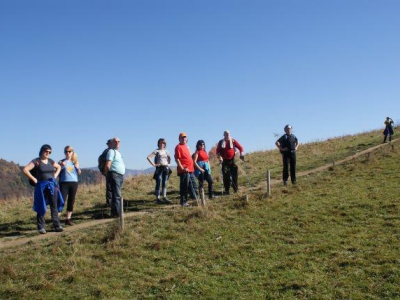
left=216, top=130, right=245, bottom=194
left=275, top=124, right=299, bottom=186
left=147, top=138, right=173, bottom=205
left=383, top=116, right=394, bottom=143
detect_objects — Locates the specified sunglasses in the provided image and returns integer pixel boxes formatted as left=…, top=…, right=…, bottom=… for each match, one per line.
left=65, top=150, right=73, bottom=153
left=44, top=150, right=52, bottom=154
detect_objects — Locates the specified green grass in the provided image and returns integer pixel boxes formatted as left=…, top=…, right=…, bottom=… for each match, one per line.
left=1, top=129, right=400, bottom=299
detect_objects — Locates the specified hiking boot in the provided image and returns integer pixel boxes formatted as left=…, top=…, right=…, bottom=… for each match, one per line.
left=283, top=181, right=287, bottom=186
left=163, top=197, right=172, bottom=204
left=65, top=219, right=74, bottom=226
left=54, top=226, right=64, bottom=232
left=156, top=198, right=164, bottom=205
left=181, top=202, right=191, bottom=207
left=38, top=228, right=46, bottom=234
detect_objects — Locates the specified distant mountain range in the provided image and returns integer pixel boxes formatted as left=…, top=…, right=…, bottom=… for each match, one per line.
left=0, top=158, right=166, bottom=202
left=85, top=166, right=174, bottom=177
left=88, top=167, right=154, bottom=177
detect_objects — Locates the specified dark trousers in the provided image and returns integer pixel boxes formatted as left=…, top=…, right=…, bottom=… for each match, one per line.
left=197, top=170, right=214, bottom=197
left=60, top=181, right=78, bottom=212
left=179, top=172, right=197, bottom=204
left=222, top=159, right=238, bottom=193
left=383, top=127, right=394, bottom=142
left=107, top=172, right=124, bottom=217
left=37, top=189, right=61, bottom=230
left=282, top=151, right=296, bottom=183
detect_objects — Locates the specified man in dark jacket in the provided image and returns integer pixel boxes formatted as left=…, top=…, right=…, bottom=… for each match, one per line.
left=276, top=125, right=299, bottom=186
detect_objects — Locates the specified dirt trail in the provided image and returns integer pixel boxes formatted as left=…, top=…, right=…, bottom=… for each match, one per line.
left=1, top=140, right=396, bottom=251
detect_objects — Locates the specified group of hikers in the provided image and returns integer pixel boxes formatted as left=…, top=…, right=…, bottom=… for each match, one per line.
left=21, top=117, right=394, bottom=234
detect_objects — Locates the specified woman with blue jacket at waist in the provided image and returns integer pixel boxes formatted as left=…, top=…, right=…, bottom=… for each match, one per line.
left=193, top=140, right=214, bottom=200
left=23, top=144, right=64, bottom=234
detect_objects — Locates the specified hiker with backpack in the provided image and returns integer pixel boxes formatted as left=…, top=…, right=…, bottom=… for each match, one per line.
left=383, top=116, right=394, bottom=143
left=22, top=144, right=64, bottom=234
left=98, top=139, right=113, bottom=207
left=275, top=124, right=299, bottom=186
left=146, top=138, right=173, bottom=204
left=58, top=146, right=81, bottom=226
left=104, top=138, right=125, bottom=217
left=193, top=140, right=214, bottom=200
left=174, top=132, right=198, bottom=206
left=216, top=130, right=245, bottom=194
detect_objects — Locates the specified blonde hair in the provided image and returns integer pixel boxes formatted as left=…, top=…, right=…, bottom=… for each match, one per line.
left=64, top=146, right=79, bottom=164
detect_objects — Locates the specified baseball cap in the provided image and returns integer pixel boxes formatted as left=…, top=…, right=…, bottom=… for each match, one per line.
left=179, top=132, right=187, bottom=138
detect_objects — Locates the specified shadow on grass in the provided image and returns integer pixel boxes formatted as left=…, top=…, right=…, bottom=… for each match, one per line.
left=0, top=219, right=37, bottom=238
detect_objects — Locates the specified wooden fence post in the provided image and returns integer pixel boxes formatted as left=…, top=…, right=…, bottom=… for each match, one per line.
left=267, top=170, right=271, bottom=197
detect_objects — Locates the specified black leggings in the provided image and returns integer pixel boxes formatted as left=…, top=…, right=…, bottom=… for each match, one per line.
left=60, top=181, right=79, bottom=212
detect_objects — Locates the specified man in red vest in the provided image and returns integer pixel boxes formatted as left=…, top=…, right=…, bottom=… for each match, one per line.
left=216, top=130, right=244, bottom=194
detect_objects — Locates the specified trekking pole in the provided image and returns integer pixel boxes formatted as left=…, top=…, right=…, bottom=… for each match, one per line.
left=219, top=163, right=224, bottom=195
left=187, top=172, right=199, bottom=205
left=120, top=197, right=124, bottom=230
left=241, top=159, right=252, bottom=191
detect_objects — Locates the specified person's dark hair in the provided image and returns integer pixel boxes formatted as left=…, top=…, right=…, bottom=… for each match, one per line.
left=196, top=140, right=206, bottom=150
left=39, top=144, right=52, bottom=156
left=157, top=138, right=166, bottom=148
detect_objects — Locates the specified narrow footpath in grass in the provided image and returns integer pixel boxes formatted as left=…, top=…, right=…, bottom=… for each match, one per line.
left=1, top=139, right=397, bottom=250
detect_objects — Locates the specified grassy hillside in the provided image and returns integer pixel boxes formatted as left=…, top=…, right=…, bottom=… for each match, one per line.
left=1, top=129, right=399, bottom=299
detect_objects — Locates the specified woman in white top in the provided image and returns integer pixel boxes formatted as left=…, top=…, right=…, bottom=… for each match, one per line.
left=147, top=138, right=172, bottom=204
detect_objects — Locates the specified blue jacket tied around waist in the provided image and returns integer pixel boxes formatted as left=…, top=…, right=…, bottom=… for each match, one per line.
left=195, top=161, right=211, bottom=177
left=33, top=178, right=65, bottom=215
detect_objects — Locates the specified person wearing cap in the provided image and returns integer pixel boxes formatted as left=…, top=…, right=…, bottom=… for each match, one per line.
left=174, top=132, right=198, bottom=206
left=275, top=125, right=299, bottom=185
left=22, top=144, right=64, bottom=234
left=216, top=130, right=245, bottom=194
left=104, top=137, right=126, bottom=217
left=383, top=116, right=394, bottom=143
left=100, top=139, right=113, bottom=207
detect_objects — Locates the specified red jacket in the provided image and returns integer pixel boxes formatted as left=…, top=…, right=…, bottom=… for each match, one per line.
left=174, top=143, right=194, bottom=174
left=216, top=138, right=244, bottom=160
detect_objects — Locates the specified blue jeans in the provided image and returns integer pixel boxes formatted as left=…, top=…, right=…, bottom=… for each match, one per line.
left=154, top=166, right=169, bottom=196
left=179, top=172, right=197, bottom=204
left=107, top=171, right=124, bottom=216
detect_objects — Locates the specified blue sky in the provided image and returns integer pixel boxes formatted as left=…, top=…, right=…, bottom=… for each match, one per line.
left=1, top=0, right=399, bottom=169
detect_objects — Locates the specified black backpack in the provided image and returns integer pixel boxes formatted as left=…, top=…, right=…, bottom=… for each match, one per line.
left=98, top=149, right=109, bottom=174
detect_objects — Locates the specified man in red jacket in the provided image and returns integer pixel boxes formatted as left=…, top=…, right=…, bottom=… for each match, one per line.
left=174, top=132, right=198, bottom=206
left=216, top=130, right=245, bottom=194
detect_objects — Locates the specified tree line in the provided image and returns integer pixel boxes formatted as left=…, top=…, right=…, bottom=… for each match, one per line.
left=0, top=159, right=103, bottom=202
